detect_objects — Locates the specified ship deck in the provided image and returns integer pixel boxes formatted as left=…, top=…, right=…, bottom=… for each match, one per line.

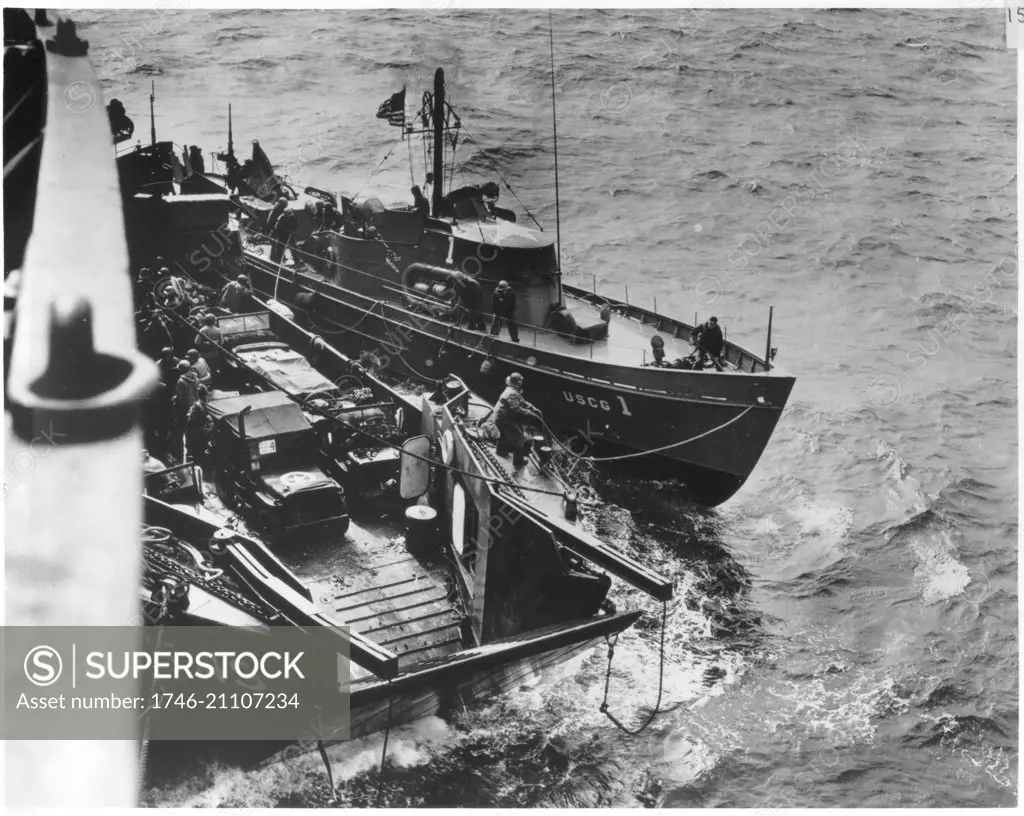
left=384, top=382, right=574, bottom=523
left=195, top=479, right=464, bottom=679
left=242, top=242, right=742, bottom=372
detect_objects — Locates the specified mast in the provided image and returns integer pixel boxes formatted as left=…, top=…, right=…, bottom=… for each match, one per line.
left=548, top=11, right=562, bottom=274
left=432, top=67, right=444, bottom=217
left=227, top=103, right=234, bottom=164
left=149, top=81, right=156, bottom=146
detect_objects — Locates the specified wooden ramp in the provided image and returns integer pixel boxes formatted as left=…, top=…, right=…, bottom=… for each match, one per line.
left=296, top=521, right=464, bottom=677
left=192, top=473, right=464, bottom=679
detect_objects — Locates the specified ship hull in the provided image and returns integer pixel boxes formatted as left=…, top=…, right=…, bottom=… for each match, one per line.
left=141, top=627, right=624, bottom=783
left=239, top=257, right=794, bottom=506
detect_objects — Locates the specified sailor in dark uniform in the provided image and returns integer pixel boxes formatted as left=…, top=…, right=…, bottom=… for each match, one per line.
left=693, top=316, right=725, bottom=371
left=411, top=185, right=430, bottom=218
left=189, top=145, right=205, bottom=176
left=493, top=372, right=543, bottom=469
left=270, top=207, right=297, bottom=265
left=490, top=280, right=519, bottom=342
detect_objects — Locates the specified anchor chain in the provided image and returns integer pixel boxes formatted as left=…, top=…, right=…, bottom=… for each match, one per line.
left=142, top=539, right=270, bottom=621
left=469, top=434, right=527, bottom=501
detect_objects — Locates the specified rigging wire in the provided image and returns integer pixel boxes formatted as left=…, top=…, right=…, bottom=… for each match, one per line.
left=351, top=132, right=405, bottom=201
left=456, top=124, right=545, bottom=233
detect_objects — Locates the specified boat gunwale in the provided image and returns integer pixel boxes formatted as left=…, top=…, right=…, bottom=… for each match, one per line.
left=241, top=251, right=795, bottom=397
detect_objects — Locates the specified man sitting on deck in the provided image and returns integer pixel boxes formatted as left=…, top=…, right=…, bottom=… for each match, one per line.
left=494, top=372, right=544, bottom=469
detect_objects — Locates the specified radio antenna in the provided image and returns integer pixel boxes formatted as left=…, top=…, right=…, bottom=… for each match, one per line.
left=548, top=10, right=562, bottom=274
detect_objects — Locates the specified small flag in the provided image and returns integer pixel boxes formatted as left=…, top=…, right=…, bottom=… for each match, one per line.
left=376, top=87, right=406, bottom=128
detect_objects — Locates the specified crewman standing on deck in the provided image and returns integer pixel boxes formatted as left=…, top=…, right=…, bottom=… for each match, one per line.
left=266, top=196, right=288, bottom=235
left=692, top=315, right=725, bottom=371
left=219, top=274, right=252, bottom=312
left=270, top=206, right=297, bottom=265
left=494, top=372, right=543, bottom=469
left=184, top=386, right=213, bottom=469
left=185, top=349, right=212, bottom=389
left=189, top=145, right=205, bottom=176
left=173, top=360, right=201, bottom=444
left=196, top=314, right=223, bottom=373
left=490, top=280, right=520, bottom=342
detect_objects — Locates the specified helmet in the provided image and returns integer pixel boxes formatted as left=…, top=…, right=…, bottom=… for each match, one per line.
left=497, top=280, right=510, bottom=289
left=237, top=274, right=249, bottom=284
left=160, top=346, right=173, bottom=357
left=507, top=372, right=524, bottom=387
left=177, top=360, right=191, bottom=372
left=277, top=197, right=288, bottom=205
left=186, top=349, right=199, bottom=360
left=159, top=267, right=171, bottom=275
left=138, top=266, right=151, bottom=276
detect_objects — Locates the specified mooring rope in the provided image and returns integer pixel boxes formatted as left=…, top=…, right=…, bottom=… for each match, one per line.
left=376, top=684, right=394, bottom=807
left=540, top=404, right=755, bottom=464
left=599, top=600, right=678, bottom=735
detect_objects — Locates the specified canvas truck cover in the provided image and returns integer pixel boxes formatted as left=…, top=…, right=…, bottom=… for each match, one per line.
left=206, top=391, right=311, bottom=440
left=236, top=346, right=335, bottom=396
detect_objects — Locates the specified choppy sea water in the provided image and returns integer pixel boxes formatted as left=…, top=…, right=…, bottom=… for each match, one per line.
left=78, top=7, right=1016, bottom=807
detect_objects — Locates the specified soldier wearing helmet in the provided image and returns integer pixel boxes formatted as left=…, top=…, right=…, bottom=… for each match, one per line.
left=219, top=273, right=253, bottom=312
left=493, top=372, right=543, bottom=468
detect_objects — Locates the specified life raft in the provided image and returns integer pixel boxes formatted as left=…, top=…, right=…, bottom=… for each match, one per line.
left=401, top=263, right=459, bottom=319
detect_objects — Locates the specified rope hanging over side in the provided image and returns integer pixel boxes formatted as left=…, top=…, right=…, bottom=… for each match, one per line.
left=376, top=684, right=394, bottom=807
left=600, top=601, right=677, bottom=735
left=316, top=740, right=337, bottom=804
left=542, top=405, right=755, bottom=463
